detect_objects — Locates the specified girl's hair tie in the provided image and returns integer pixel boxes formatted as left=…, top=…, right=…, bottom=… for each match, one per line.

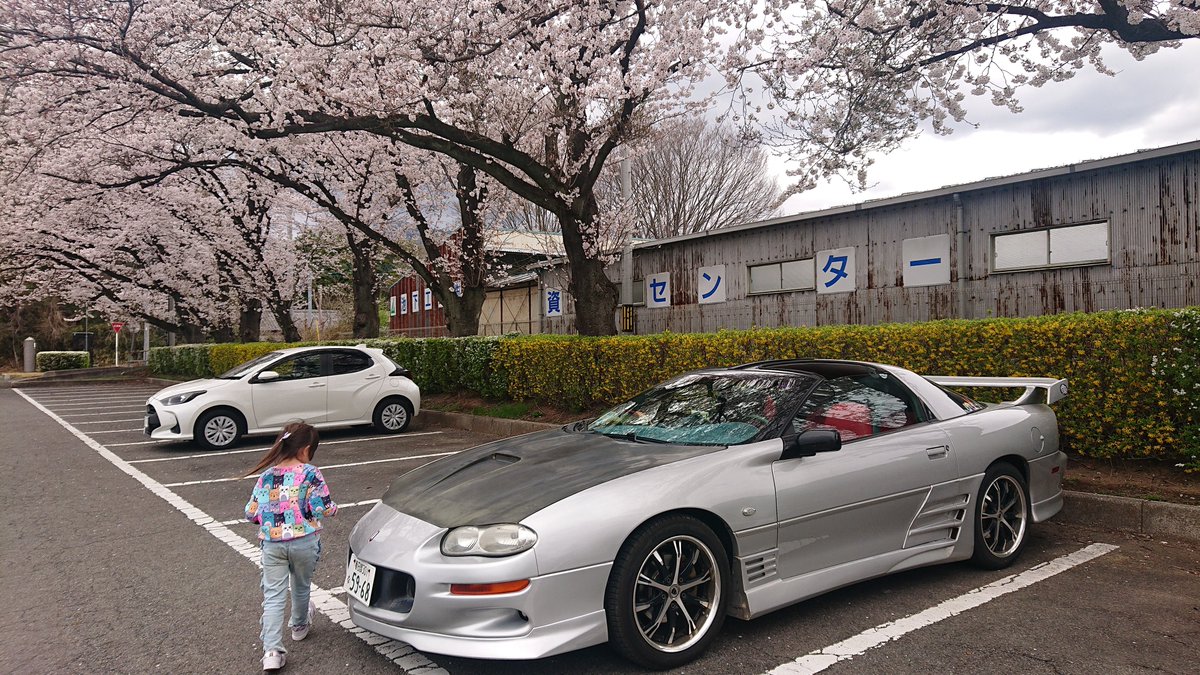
left=281, top=431, right=292, bottom=439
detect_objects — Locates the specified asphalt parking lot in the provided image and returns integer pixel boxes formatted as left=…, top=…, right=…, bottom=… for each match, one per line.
left=1, top=382, right=1197, bottom=674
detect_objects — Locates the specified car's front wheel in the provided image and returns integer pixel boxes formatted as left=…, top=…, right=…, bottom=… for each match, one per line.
left=605, top=514, right=729, bottom=670
left=373, top=397, right=413, bottom=434
left=194, top=408, right=243, bottom=450
left=970, top=462, right=1030, bottom=569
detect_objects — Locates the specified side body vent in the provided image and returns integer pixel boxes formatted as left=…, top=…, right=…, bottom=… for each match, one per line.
left=742, top=550, right=779, bottom=587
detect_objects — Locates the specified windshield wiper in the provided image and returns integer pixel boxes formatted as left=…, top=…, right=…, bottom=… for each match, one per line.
left=624, top=431, right=672, bottom=444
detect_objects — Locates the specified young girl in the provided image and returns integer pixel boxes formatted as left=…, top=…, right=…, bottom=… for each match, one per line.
left=244, top=422, right=337, bottom=671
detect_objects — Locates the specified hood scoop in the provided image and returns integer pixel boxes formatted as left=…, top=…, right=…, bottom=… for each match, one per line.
left=433, top=452, right=521, bottom=486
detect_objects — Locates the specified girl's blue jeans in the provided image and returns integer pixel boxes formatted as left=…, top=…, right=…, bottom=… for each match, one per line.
left=260, top=533, right=322, bottom=654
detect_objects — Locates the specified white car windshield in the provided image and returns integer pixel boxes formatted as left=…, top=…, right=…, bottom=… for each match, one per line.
left=589, top=372, right=814, bottom=445
left=218, top=352, right=285, bottom=379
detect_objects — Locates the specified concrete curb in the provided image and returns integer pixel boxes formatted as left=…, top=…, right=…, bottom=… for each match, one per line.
left=417, top=409, right=559, bottom=437
left=4, top=366, right=151, bottom=387
left=1059, top=491, right=1199, bottom=542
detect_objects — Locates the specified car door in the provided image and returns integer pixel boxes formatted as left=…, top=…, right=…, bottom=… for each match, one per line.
left=771, top=375, right=957, bottom=579
left=324, top=350, right=385, bottom=423
left=250, top=352, right=328, bottom=429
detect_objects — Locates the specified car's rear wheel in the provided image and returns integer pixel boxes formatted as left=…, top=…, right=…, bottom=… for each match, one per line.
left=194, top=408, right=243, bottom=450
left=970, top=462, right=1030, bottom=569
left=605, top=514, right=729, bottom=670
left=373, top=397, right=413, bottom=434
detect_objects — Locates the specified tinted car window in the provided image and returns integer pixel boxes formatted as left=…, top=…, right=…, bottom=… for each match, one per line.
left=791, top=374, right=924, bottom=441
left=328, top=351, right=372, bottom=376
left=267, top=353, right=324, bottom=381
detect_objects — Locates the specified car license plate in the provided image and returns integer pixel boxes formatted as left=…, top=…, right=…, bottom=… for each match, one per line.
left=345, top=553, right=376, bottom=607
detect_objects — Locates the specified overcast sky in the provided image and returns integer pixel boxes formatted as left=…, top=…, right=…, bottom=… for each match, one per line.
left=776, top=40, right=1200, bottom=215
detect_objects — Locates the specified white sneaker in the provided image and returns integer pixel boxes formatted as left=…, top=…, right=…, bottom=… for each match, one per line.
left=291, top=604, right=315, bottom=641
left=262, top=650, right=286, bottom=671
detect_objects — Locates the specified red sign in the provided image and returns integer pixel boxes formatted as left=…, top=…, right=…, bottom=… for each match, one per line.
left=112, top=322, right=125, bottom=333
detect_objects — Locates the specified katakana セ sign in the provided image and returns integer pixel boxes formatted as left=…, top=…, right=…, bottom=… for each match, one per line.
left=816, top=247, right=856, bottom=294
left=646, top=272, right=671, bottom=308
left=697, top=265, right=726, bottom=304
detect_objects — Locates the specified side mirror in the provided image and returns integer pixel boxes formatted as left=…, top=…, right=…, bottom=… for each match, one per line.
left=780, top=430, right=842, bottom=460
left=256, top=370, right=280, bottom=383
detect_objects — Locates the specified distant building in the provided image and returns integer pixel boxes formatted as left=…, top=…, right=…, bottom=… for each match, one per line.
left=538, top=139, right=1200, bottom=334
left=386, top=231, right=563, bottom=337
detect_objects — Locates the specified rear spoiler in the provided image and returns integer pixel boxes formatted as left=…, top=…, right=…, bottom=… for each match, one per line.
left=926, top=376, right=1069, bottom=405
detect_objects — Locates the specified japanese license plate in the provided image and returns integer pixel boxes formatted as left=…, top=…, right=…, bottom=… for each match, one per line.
left=345, top=553, right=376, bottom=607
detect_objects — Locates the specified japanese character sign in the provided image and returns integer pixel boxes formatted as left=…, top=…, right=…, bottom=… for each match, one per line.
left=646, top=272, right=671, bottom=308
left=400, top=295, right=408, bottom=314
left=902, top=234, right=951, bottom=287
left=424, top=288, right=433, bottom=310
left=816, top=247, right=856, bottom=294
left=411, top=291, right=420, bottom=313
left=545, top=288, right=564, bottom=317
left=698, top=265, right=726, bottom=304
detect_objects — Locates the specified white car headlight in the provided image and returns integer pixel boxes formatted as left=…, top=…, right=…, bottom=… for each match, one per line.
left=441, top=524, right=537, bottom=557
left=160, top=390, right=206, bottom=406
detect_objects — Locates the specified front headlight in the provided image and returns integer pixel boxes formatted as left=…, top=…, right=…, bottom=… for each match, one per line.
left=160, top=390, right=206, bottom=406
left=441, top=524, right=537, bottom=557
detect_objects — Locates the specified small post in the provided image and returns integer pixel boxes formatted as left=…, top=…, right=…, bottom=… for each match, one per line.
left=143, top=322, right=150, bottom=363
left=23, top=337, right=36, bottom=372
left=114, top=329, right=120, bottom=367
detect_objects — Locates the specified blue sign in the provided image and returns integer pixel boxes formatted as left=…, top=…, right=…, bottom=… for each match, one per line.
left=902, top=234, right=951, bottom=287
left=698, top=265, right=726, bottom=304
left=816, top=248, right=856, bottom=294
left=646, top=272, right=671, bottom=308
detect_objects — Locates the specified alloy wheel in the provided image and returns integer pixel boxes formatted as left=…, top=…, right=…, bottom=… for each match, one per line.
left=980, top=474, right=1028, bottom=557
left=632, top=535, right=722, bottom=653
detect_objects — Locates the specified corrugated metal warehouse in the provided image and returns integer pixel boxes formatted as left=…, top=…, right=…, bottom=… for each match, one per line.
left=540, top=139, right=1200, bottom=334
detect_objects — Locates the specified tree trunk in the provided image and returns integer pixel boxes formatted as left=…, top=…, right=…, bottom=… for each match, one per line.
left=210, top=325, right=235, bottom=343
left=238, top=298, right=262, bottom=342
left=559, top=199, right=618, bottom=336
left=444, top=286, right=487, bottom=337
left=350, top=240, right=380, bottom=338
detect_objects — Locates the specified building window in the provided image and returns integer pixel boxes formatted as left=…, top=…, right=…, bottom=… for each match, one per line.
left=631, top=278, right=645, bottom=305
left=749, top=258, right=815, bottom=294
left=992, top=221, right=1110, bottom=272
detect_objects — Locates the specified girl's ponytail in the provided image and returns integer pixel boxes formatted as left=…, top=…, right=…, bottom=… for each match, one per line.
left=245, top=421, right=320, bottom=476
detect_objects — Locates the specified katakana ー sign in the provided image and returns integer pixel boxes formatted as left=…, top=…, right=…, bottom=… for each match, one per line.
left=902, top=234, right=951, bottom=287
left=544, top=288, right=564, bottom=317
left=816, top=247, right=856, bottom=294
left=646, top=272, right=671, bottom=308
left=697, top=265, right=726, bottom=304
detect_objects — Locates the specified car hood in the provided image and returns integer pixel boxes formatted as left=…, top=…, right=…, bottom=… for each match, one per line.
left=381, top=428, right=724, bottom=528
left=150, top=378, right=235, bottom=401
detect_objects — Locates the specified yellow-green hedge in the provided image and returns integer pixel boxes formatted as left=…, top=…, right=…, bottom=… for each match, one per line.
left=495, top=309, right=1200, bottom=466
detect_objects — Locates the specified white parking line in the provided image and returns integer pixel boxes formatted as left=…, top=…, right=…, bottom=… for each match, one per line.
left=109, top=440, right=168, bottom=447
left=61, top=409, right=148, bottom=417
left=126, top=432, right=445, bottom=464
left=25, top=391, right=159, bottom=399
left=74, top=419, right=144, bottom=425
left=14, top=389, right=447, bottom=675
left=86, top=428, right=144, bottom=434
left=163, top=452, right=460, bottom=487
left=766, top=542, right=1120, bottom=675
left=219, top=499, right=382, bottom=526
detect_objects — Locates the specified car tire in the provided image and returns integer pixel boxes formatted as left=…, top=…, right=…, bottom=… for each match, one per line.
left=604, top=514, right=729, bottom=670
left=970, top=462, right=1030, bottom=569
left=194, top=408, right=243, bottom=450
left=373, top=397, right=413, bottom=434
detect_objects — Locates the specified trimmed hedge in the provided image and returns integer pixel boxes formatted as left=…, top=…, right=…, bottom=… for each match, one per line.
left=148, top=309, right=1200, bottom=468
left=36, top=351, right=90, bottom=371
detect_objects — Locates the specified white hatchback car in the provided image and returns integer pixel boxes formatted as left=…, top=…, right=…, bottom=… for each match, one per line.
left=145, top=345, right=421, bottom=449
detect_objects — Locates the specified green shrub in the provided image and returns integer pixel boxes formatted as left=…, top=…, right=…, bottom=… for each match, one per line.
left=36, top=351, right=90, bottom=371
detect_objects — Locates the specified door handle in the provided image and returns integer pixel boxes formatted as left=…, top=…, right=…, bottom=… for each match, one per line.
left=926, top=445, right=950, bottom=459
left=307, top=382, right=326, bottom=388
left=363, top=374, right=381, bottom=381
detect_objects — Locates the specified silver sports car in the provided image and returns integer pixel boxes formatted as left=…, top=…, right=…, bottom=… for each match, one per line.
left=345, top=359, right=1068, bottom=669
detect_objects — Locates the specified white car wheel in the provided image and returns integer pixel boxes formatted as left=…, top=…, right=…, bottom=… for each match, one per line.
left=373, top=398, right=412, bottom=434
left=195, top=409, right=242, bottom=450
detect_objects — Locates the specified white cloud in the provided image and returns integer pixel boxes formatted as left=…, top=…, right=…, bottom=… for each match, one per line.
left=778, top=41, right=1200, bottom=215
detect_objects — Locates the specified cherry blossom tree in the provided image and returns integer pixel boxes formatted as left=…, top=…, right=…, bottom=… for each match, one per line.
left=3, top=0, right=1197, bottom=336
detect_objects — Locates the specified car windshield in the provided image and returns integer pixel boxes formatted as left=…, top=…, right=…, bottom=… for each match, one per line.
left=218, top=352, right=285, bottom=379
left=588, top=372, right=814, bottom=445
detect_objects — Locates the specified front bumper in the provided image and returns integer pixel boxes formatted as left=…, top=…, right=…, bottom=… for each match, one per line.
left=143, top=401, right=191, bottom=440
left=347, top=504, right=611, bottom=660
